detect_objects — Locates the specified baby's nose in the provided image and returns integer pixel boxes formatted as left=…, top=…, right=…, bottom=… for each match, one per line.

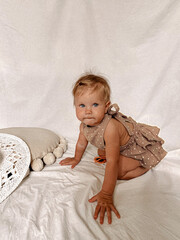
left=86, top=107, right=92, bottom=113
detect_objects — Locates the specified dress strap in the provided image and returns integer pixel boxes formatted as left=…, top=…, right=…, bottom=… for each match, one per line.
left=107, top=104, right=120, bottom=115
left=107, top=103, right=135, bottom=136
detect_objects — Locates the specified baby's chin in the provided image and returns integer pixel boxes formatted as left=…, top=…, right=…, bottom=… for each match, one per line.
left=83, top=119, right=99, bottom=126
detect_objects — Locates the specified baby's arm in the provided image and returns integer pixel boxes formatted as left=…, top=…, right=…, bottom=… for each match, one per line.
left=60, top=123, right=88, bottom=168
left=89, top=119, right=120, bottom=224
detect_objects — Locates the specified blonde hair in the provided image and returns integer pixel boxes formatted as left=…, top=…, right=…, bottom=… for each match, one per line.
left=72, top=74, right=111, bottom=103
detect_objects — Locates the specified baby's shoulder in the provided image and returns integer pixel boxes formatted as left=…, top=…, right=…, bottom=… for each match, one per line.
left=105, top=118, right=124, bottom=135
left=107, top=117, right=124, bottom=129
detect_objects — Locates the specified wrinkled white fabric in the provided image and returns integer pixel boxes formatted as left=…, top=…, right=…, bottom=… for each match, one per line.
left=0, top=0, right=180, bottom=239
left=1, top=142, right=180, bottom=240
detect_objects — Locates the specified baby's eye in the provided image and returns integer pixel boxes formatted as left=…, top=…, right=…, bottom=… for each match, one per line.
left=93, top=103, right=99, bottom=107
left=79, top=104, right=85, bottom=108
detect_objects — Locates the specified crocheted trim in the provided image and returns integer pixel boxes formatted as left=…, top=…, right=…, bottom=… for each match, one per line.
left=0, top=133, right=30, bottom=203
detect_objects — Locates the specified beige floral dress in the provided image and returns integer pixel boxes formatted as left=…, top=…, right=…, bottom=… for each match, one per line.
left=83, top=104, right=167, bottom=169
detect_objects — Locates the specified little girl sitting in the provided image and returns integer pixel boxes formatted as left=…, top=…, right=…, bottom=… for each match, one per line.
left=60, top=74, right=167, bottom=224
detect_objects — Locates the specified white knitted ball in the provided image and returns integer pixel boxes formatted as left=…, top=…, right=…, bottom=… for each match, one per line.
left=53, top=146, right=64, bottom=158
left=59, top=143, right=67, bottom=152
left=43, top=153, right=56, bottom=165
left=60, top=137, right=66, bottom=145
left=31, top=158, right=44, bottom=171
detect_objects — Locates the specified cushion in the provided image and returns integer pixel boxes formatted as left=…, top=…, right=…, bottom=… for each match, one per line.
left=0, top=127, right=60, bottom=161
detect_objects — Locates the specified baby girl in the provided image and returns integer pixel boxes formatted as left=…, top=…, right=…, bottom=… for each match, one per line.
left=60, top=74, right=167, bottom=224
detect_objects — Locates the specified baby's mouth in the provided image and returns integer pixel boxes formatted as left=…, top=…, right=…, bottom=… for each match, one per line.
left=85, top=117, right=94, bottom=119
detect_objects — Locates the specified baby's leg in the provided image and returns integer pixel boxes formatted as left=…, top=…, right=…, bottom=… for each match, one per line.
left=117, top=155, right=149, bottom=180
left=97, top=149, right=149, bottom=180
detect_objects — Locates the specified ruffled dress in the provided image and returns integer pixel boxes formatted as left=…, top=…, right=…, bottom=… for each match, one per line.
left=83, top=104, right=167, bottom=169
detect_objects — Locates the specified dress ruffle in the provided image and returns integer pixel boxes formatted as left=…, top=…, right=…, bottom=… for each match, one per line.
left=108, top=104, right=167, bottom=168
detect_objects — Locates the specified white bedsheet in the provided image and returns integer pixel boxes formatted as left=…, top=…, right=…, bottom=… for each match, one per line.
left=0, top=0, right=180, bottom=239
left=1, top=142, right=180, bottom=240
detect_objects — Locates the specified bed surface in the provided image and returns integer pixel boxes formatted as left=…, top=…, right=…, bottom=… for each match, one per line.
left=1, top=141, right=180, bottom=240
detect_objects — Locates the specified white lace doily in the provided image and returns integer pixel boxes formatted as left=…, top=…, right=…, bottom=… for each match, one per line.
left=0, top=133, right=31, bottom=203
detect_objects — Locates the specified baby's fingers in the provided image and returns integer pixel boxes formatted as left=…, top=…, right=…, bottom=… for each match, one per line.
left=106, top=207, right=112, bottom=224
left=94, top=204, right=101, bottom=220
left=59, top=160, right=68, bottom=165
left=88, top=194, right=98, bottom=203
left=71, top=162, right=78, bottom=169
left=110, top=204, right=121, bottom=219
left=99, top=206, right=106, bottom=224
left=59, top=158, right=72, bottom=165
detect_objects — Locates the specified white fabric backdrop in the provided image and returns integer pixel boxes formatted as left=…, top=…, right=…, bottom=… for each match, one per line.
left=0, top=1, right=180, bottom=240
left=0, top=0, right=180, bottom=151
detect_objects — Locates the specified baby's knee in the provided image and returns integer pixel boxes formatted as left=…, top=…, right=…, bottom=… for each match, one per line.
left=119, top=167, right=149, bottom=180
left=117, top=170, right=128, bottom=180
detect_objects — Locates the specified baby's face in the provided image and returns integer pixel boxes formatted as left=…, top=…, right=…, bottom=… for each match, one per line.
left=74, top=88, right=110, bottom=126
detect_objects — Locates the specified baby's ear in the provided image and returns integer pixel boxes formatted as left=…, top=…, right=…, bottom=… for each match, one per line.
left=105, top=101, right=111, bottom=113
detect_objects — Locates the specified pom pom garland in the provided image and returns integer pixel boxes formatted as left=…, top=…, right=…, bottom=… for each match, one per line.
left=31, top=136, right=67, bottom=171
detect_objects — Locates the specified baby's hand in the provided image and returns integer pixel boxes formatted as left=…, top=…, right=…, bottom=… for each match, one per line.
left=59, top=157, right=80, bottom=169
left=89, top=190, right=120, bottom=224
